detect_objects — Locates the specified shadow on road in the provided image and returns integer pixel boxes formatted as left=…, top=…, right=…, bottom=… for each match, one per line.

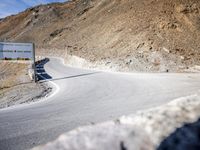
left=48, top=72, right=100, bottom=82
left=39, top=72, right=100, bottom=83
left=36, top=58, right=52, bottom=81
left=36, top=58, right=100, bottom=82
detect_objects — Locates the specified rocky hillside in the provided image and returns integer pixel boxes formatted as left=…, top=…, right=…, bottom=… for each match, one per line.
left=0, top=0, right=200, bottom=72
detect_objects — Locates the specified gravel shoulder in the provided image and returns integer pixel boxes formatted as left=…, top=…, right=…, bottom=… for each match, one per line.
left=0, top=61, right=52, bottom=109
left=0, top=82, right=52, bottom=109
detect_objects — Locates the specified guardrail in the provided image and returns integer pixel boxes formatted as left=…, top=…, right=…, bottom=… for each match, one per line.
left=28, top=56, right=46, bottom=82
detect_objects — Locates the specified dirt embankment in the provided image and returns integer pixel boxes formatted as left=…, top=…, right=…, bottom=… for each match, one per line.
left=0, top=62, right=51, bottom=109
left=0, top=0, right=200, bottom=72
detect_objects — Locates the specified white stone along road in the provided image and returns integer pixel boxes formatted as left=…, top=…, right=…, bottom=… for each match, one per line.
left=0, top=58, right=200, bottom=150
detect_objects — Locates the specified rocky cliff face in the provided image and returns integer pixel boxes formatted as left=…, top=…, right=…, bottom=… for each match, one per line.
left=0, top=0, right=200, bottom=72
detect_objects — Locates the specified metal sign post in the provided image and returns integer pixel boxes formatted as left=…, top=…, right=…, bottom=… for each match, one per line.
left=32, top=43, right=37, bottom=82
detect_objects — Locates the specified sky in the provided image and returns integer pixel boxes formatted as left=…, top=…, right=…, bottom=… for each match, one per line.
left=0, top=0, right=67, bottom=18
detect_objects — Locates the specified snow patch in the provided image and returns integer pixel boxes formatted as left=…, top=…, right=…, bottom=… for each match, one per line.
left=33, top=93, right=200, bottom=150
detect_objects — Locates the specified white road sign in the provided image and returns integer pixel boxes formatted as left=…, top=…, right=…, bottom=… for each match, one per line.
left=0, top=42, right=34, bottom=60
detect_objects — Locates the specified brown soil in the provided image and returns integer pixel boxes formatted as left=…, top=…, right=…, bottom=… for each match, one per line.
left=0, top=62, right=29, bottom=89
left=0, top=62, right=51, bottom=109
left=0, top=0, right=200, bottom=72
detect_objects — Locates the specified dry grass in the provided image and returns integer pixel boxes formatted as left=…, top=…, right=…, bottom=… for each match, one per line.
left=0, top=62, right=29, bottom=89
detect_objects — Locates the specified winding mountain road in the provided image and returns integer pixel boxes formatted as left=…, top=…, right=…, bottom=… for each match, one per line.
left=0, top=58, right=200, bottom=150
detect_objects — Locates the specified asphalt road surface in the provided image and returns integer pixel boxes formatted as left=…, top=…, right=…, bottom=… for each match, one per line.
left=0, top=58, right=200, bottom=150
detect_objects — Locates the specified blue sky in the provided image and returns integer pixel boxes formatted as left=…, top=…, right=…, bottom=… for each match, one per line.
left=0, top=0, right=66, bottom=18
